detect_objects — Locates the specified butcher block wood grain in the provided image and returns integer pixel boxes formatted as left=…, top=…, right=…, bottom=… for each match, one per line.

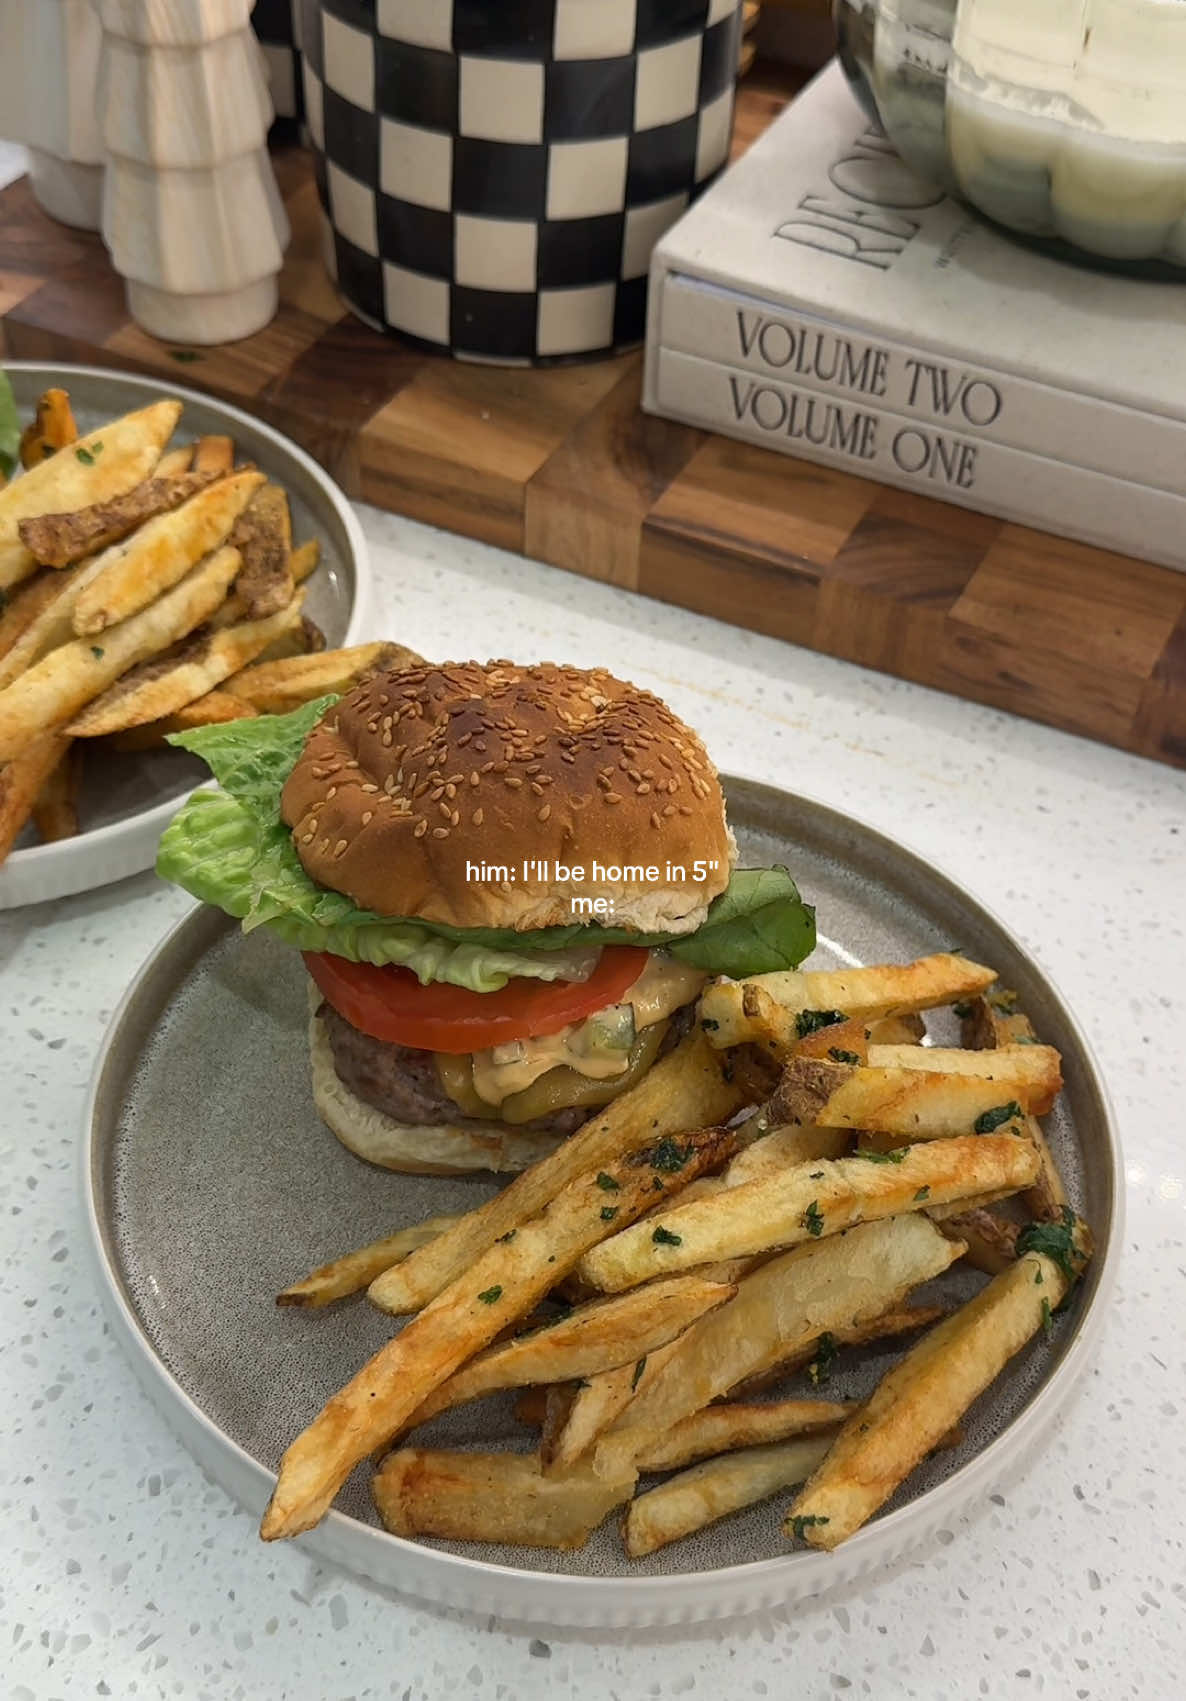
left=1, top=62, right=1183, bottom=771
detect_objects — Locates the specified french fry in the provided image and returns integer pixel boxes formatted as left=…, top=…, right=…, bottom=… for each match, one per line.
left=31, top=742, right=79, bottom=842
left=547, top=1339, right=684, bottom=1472
left=0, top=399, right=182, bottom=588
left=728, top=1304, right=950, bottom=1398
left=514, top=1387, right=551, bottom=1429
left=786, top=1221, right=1091, bottom=1548
left=624, top=1434, right=836, bottom=1559
left=959, top=990, right=1038, bottom=1051
left=230, top=483, right=293, bottom=618
left=191, top=435, right=234, bottom=476
left=18, top=388, right=78, bottom=468
left=373, top=1449, right=636, bottom=1551
left=632, top=1398, right=851, bottom=1473
left=1018, top=1116, right=1069, bottom=1223
left=932, top=1206, right=1019, bottom=1275
left=867, top=1013, right=926, bottom=1045
left=261, top=1123, right=737, bottom=1540
left=0, top=570, right=70, bottom=665
left=593, top=1215, right=965, bottom=1480
left=18, top=470, right=217, bottom=568
left=770, top=1057, right=1060, bottom=1138
left=368, top=1030, right=746, bottom=1317
left=277, top=1213, right=464, bottom=1308
left=790, top=1015, right=869, bottom=1064
left=698, top=953, right=996, bottom=1050
left=959, top=994, right=1068, bottom=1222
left=0, top=558, right=111, bottom=691
left=578, top=1134, right=1038, bottom=1292
left=229, top=641, right=425, bottom=717
left=110, top=690, right=258, bottom=750
left=249, top=612, right=322, bottom=667
left=67, top=592, right=306, bottom=737
left=71, top=470, right=263, bottom=637
left=722, top=1124, right=852, bottom=1186
left=0, top=545, right=241, bottom=758
left=155, top=445, right=194, bottom=478
left=538, top=1383, right=578, bottom=1465
left=0, top=732, right=72, bottom=863
left=404, top=1275, right=737, bottom=1429
left=867, top=1042, right=1062, bottom=1102
left=289, top=538, right=321, bottom=585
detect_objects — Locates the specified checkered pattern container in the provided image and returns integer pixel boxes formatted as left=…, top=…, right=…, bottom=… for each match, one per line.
left=253, top=0, right=304, bottom=121
left=299, top=0, right=743, bottom=363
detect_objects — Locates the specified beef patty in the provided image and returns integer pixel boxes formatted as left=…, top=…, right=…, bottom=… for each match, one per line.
left=319, top=1002, right=594, bottom=1138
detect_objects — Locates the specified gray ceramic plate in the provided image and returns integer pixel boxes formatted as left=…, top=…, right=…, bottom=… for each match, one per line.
left=0, top=362, right=371, bottom=909
left=83, top=780, right=1121, bottom=1627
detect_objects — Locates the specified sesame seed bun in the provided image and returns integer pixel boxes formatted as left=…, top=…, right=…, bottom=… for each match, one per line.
left=281, top=660, right=734, bottom=933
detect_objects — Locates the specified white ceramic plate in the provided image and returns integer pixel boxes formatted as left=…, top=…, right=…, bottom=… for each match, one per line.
left=0, top=363, right=371, bottom=909
left=83, top=782, right=1122, bottom=1627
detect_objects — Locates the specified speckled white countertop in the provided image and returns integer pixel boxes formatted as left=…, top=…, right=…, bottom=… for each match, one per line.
left=3, top=504, right=1184, bottom=1701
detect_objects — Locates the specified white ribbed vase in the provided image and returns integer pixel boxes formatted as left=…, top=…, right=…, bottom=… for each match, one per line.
left=95, top=0, right=290, bottom=343
left=0, top=0, right=105, bottom=230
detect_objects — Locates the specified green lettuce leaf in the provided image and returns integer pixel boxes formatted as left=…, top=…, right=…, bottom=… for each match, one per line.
left=157, top=697, right=816, bottom=987
left=0, top=369, right=20, bottom=482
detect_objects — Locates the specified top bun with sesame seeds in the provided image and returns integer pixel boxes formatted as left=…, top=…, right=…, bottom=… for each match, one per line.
left=280, top=659, right=735, bottom=934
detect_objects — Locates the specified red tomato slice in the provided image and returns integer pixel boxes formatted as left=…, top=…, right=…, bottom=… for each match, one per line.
left=304, top=945, right=650, bottom=1054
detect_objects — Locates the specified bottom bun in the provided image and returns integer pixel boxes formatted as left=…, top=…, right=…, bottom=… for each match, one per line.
left=309, top=1010, right=566, bottom=1175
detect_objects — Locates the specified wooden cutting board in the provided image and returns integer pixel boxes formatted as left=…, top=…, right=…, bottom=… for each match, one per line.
left=1, top=64, right=1182, bottom=771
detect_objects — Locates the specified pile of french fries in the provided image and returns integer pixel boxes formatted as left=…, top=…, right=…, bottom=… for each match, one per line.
left=0, top=385, right=418, bottom=863
left=264, top=951, right=1092, bottom=1560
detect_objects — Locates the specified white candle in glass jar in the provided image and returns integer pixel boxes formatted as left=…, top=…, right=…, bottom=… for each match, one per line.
left=946, top=0, right=1186, bottom=260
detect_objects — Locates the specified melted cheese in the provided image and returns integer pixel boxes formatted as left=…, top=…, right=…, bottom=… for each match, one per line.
left=466, top=953, right=707, bottom=1108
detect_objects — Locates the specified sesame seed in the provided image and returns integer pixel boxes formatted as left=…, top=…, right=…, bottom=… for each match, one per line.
left=334, top=839, right=349, bottom=857
left=473, top=808, right=484, bottom=825
left=469, top=771, right=479, bottom=786
left=432, top=827, right=449, bottom=839
left=413, top=820, right=428, bottom=838
left=361, top=811, right=373, bottom=825
left=505, top=776, right=523, bottom=789
left=637, top=783, right=651, bottom=795
left=605, top=793, right=621, bottom=805
left=538, top=804, right=551, bottom=822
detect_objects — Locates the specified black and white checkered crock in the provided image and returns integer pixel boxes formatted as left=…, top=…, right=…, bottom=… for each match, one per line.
left=253, top=0, right=304, bottom=121
left=298, top=0, right=742, bottom=363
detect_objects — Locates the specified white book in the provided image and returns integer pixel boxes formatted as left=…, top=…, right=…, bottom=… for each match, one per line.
left=644, top=61, right=1186, bottom=545
left=654, top=272, right=1186, bottom=497
left=653, top=346, right=1186, bottom=571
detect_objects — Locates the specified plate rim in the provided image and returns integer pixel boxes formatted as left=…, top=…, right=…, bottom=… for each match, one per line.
left=81, top=778, right=1124, bottom=1627
left=0, top=359, right=373, bottom=907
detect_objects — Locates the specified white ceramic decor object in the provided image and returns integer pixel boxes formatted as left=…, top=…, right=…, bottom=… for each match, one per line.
left=96, top=0, right=290, bottom=344
left=0, top=0, right=30, bottom=156
left=0, top=0, right=105, bottom=230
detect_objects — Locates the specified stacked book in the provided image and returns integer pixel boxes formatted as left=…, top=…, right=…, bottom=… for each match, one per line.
left=644, top=62, right=1186, bottom=572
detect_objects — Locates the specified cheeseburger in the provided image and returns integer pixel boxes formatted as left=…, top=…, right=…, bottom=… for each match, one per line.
left=158, top=660, right=815, bottom=1174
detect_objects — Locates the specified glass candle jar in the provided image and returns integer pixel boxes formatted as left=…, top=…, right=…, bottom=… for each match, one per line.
left=834, top=0, right=1186, bottom=270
